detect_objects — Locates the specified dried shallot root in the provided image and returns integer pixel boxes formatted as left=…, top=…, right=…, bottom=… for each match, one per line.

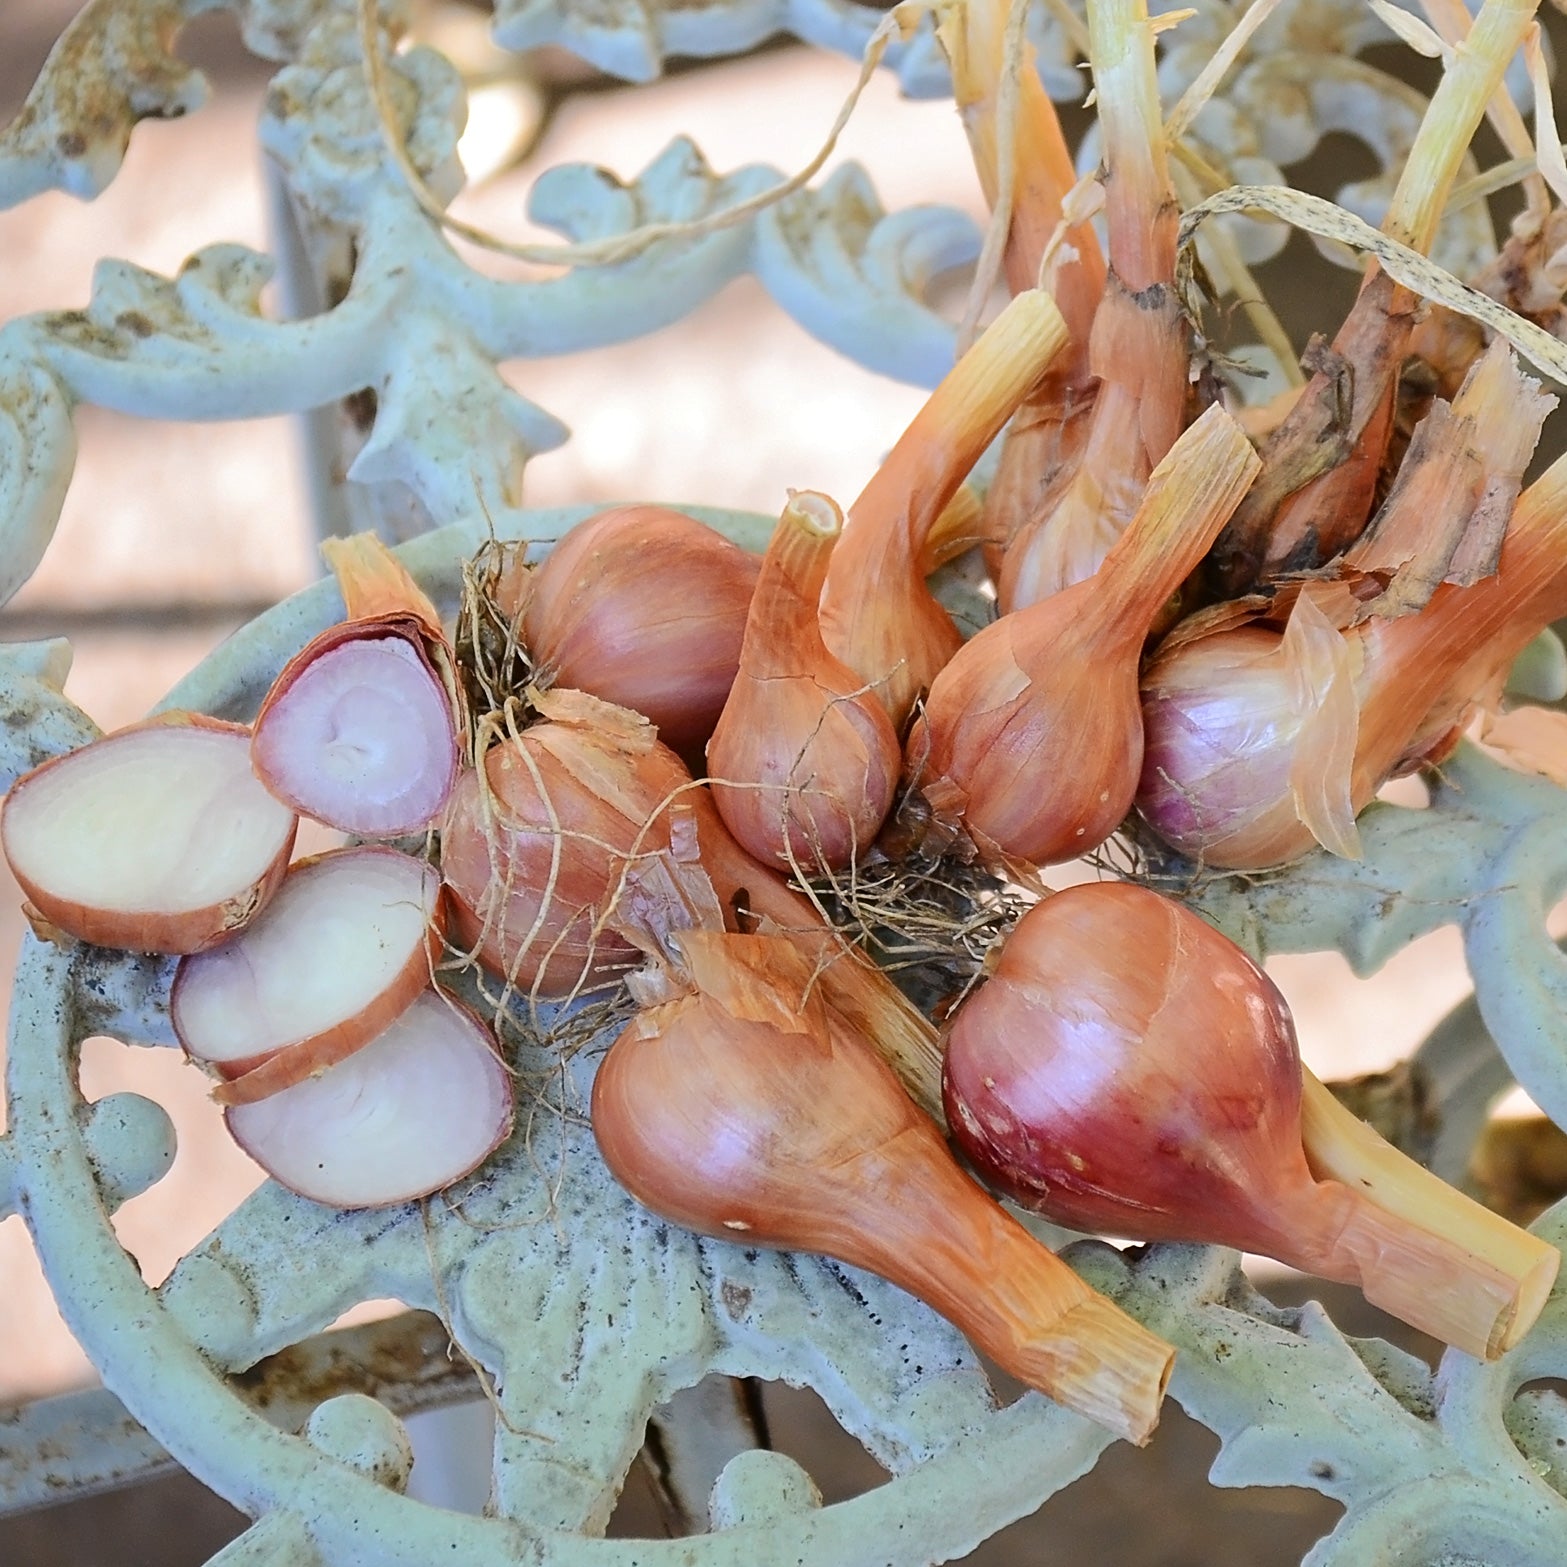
left=1138, top=349, right=1564, bottom=870
left=592, top=919, right=1174, bottom=1444
left=909, top=404, right=1260, bottom=868
left=252, top=534, right=462, bottom=838
left=173, top=846, right=446, bottom=1106
left=519, top=504, right=761, bottom=770
left=226, top=989, right=512, bottom=1209
left=707, top=490, right=900, bottom=873
left=941, top=882, right=1558, bottom=1360
left=2, top=715, right=297, bottom=955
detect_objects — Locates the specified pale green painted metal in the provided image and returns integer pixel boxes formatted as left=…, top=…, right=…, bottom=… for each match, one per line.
left=4, top=0, right=1567, bottom=1562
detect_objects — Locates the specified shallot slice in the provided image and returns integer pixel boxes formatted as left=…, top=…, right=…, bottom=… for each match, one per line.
left=252, top=636, right=458, bottom=837
left=2, top=717, right=297, bottom=955
left=225, top=991, right=512, bottom=1208
left=172, top=847, right=445, bottom=1104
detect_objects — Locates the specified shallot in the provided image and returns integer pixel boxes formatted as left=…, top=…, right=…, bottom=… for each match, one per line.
left=173, top=846, right=445, bottom=1106
left=522, top=504, right=760, bottom=767
left=2, top=716, right=297, bottom=955
left=1139, top=361, right=1565, bottom=870
left=707, top=491, right=900, bottom=872
left=252, top=534, right=459, bottom=837
left=911, top=404, right=1260, bottom=866
left=818, top=289, right=1067, bottom=727
left=225, top=989, right=512, bottom=1209
left=593, top=927, right=1174, bottom=1444
left=943, top=881, right=1558, bottom=1358
left=440, top=690, right=692, bottom=997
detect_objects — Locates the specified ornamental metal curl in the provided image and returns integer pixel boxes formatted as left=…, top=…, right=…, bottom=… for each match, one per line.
left=6, top=0, right=1567, bottom=1562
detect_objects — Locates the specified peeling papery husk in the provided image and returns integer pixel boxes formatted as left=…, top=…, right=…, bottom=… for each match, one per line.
left=592, top=928, right=1173, bottom=1444
left=2, top=715, right=298, bottom=955
left=1140, top=430, right=1567, bottom=872
left=1137, top=587, right=1366, bottom=868
left=440, top=696, right=696, bottom=999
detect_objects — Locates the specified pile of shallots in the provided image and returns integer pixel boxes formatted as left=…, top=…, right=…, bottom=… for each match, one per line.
left=10, top=0, right=1567, bottom=1449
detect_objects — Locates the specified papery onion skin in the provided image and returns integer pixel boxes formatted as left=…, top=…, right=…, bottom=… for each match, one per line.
left=2, top=715, right=298, bottom=956
left=523, top=505, right=761, bottom=768
left=944, top=882, right=1315, bottom=1257
left=440, top=708, right=692, bottom=998
left=592, top=931, right=1173, bottom=1444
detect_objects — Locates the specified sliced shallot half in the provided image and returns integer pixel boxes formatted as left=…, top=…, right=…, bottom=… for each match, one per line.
left=225, top=990, right=513, bottom=1208
left=252, top=534, right=461, bottom=838
left=2, top=717, right=297, bottom=955
left=252, top=634, right=458, bottom=838
left=173, top=846, right=445, bottom=1105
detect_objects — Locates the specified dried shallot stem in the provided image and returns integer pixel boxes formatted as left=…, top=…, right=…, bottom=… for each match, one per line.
left=1214, top=0, right=1544, bottom=588
left=995, top=0, right=1192, bottom=612
left=819, top=289, right=1068, bottom=727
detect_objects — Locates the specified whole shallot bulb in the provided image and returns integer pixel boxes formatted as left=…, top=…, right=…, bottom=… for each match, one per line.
left=523, top=505, right=760, bottom=767
left=1139, top=343, right=1560, bottom=870
left=440, top=691, right=692, bottom=997
left=944, top=881, right=1558, bottom=1358
left=707, top=491, right=900, bottom=873
left=592, top=929, right=1174, bottom=1444
left=911, top=405, right=1260, bottom=866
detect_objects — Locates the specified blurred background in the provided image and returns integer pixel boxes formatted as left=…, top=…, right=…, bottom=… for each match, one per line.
left=0, top=0, right=1559, bottom=1560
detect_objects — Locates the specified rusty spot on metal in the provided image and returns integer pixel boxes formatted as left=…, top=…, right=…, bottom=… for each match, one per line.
left=720, top=1281, right=753, bottom=1320
left=343, top=386, right=378, bottom=433
left=54, top=131, right=87, bottom=158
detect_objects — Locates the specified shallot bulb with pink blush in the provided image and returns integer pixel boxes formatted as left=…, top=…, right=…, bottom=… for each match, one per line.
left=522, top=505, right=761, bottom=768
left=943, top=881, right=1558, bottom=1358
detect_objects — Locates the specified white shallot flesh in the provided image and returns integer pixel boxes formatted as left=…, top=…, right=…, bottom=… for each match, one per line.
left=173, top=846, right=445, bottom=1105
left=251, top=636, right=458, bottom=838
left=1, top=717, right=297, bottom=955
left=225, top=991, right=513, bottom=1208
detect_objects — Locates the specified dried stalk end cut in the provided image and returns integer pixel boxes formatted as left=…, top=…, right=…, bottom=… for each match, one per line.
left=253, top=634, right=459, bottom=838
left=173, top=846, right=446, bottom=1104
left=1, top=718, right=297, bottom=955
left=225, top=990, right=513, bottom=1208
left=1300, top=1070, right=1560, bottom=1359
